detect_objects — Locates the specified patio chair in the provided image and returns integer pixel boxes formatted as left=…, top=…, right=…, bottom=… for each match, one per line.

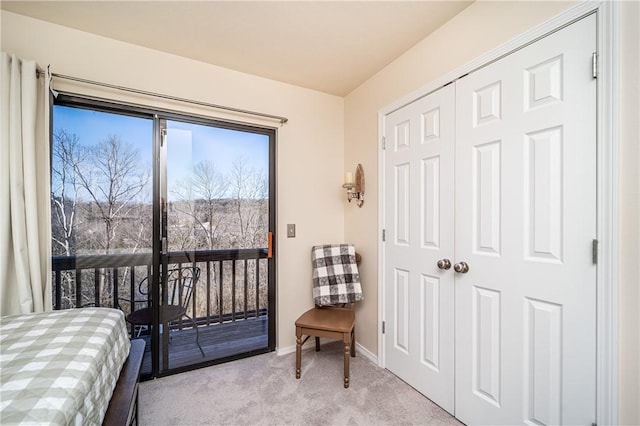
left=295, top=244, right=363, bottom=388
left=126, top=266, right=205, bottom=357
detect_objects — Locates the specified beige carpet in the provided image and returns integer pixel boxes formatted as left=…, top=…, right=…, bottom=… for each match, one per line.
left=139, top=341, right=461, bottom=426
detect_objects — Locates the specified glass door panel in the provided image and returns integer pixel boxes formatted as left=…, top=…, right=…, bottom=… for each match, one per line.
left=51, top=102, right=155, bottom=375
left=158, top=118, right=274, bottom=373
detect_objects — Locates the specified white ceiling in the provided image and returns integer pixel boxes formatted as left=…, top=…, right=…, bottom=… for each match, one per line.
left=1, top=1, right=472, bottom=96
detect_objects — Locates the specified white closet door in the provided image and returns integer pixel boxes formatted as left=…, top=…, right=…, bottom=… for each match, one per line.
left=454, top=14, right=597, bottom=425
left=383, top=84, right=456, bottom=413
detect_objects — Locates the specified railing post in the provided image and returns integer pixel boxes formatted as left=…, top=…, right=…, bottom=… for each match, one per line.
left=54, top=270, right=62, bottom=310
left=191, top=260, right=197, bottom=327
left=113, top=267, right=119, bottom=309
left=129, top=268, right=136, bottom=335
left=146, top=264, right=152, bottom=306
left=231, top=260, right=236, bottom=322
left=94, top=269, right=100, bottom=307
left=206, top=261, right=211, bottom=326
left=75, top=268, right=82, bottom=308
left=243, top=259, right=248, bottom=320
left=218, top=261, right=223, bottom=324
left=255, top=259, right=260, bottom=318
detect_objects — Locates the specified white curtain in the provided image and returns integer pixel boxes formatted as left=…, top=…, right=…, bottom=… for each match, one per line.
left=0, top=52, right=51, bottom=315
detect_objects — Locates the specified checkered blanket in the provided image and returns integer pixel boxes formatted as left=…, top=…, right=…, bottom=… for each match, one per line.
left=312, top=244, right=363, bottom=306
left=0, top=308, right=131, bottom=426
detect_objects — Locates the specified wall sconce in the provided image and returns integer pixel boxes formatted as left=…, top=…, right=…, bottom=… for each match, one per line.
left=343, top=163, right=365, bottom=207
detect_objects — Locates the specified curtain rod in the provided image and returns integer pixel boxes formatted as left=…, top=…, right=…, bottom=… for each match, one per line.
left=38, top=70, right=288, bottom=126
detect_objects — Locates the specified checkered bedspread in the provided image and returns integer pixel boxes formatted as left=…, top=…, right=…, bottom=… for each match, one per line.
left=0, top=308, right=131, bottom=426
left=312, top=244, right=363, bottom=306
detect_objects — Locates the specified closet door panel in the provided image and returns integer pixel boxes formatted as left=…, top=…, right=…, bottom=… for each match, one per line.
left=383, top=84, right=456, bottom=414
left=454, top=14, right=596, bottom=425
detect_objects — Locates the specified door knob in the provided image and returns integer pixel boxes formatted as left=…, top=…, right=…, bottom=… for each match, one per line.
left=437, top=259, right=452, bottom=270
left=453, top=261, right=469, bottom=274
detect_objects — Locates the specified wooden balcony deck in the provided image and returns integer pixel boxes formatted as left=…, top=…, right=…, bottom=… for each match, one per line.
left=139, top=315, right=269, bottom=376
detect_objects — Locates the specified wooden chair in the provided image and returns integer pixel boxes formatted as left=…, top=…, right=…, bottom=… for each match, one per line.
left=295, top=250, right=362, bottom=388
left=125, top=266, right=205, bottom=357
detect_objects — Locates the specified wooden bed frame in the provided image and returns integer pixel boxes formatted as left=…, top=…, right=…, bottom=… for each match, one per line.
left=103, top=339, right=145, bottom=426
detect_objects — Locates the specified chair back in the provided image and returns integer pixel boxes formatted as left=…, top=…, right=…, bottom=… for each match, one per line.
left=311, top=244, right=363, bottom=306
left=165, top=266, right=201, bottom=311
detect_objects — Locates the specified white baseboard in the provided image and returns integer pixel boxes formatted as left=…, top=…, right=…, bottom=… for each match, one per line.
left=276, top=342, right=305, bottom=356
left=276, top=339, right=378, bottom=364
left=355, top=342, right=378, bottom=364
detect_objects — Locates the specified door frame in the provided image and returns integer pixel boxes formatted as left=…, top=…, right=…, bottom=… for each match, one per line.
left=377, top=1, right=619, bottom=424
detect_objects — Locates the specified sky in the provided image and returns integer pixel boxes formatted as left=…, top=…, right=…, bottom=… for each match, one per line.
left=166, top=119, right=269, bottom=198
left=53, top=105, right=269, bottom=201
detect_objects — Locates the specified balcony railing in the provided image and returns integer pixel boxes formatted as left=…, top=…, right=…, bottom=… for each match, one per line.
left=52, top=249, right=269, bottom=335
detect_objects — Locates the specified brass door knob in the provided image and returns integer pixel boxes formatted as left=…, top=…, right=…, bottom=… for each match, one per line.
left=437, top=259, right=452, bottom=270
left=453, top=261, right=469, bottom=274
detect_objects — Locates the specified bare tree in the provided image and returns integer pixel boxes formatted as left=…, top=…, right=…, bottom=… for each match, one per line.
left=170, top=160, right=228, bottom=250
left=51, top=129, right=85, bottom=256
left=228, top=157, right=268, bottom=248
left=74, top=134, right=151, bottom=254
left=50, top=129, right=88, bottom=308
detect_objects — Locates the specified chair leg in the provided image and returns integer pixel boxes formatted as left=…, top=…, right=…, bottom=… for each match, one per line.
left=315, top=336, right=321, bottom=352
left=295, top=334, right=302, bottom=379
left=194, top=322, right=205, bottom=357
left=343, top=340, right=350, bottom=389
left=185, top=314, right=205, bottom=357
left=351, top=328, right=356, bottom=357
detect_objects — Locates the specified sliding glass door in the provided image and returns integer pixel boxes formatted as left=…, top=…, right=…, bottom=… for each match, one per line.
left=51, top=97, right=276, bottom=378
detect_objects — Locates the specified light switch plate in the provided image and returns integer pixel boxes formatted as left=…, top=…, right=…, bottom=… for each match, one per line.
left=287, top=224, right=296, bottom=238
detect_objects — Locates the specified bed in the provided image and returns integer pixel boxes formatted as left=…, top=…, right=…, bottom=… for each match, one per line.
left=0, top=308, right=144, bottom=426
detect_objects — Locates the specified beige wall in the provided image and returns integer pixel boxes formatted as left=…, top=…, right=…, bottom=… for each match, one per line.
left=618, top=1, right=640, bottom=424
left=344, top=1, right=639, bottom=424
left=0, top=10, right=346, bottom=352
